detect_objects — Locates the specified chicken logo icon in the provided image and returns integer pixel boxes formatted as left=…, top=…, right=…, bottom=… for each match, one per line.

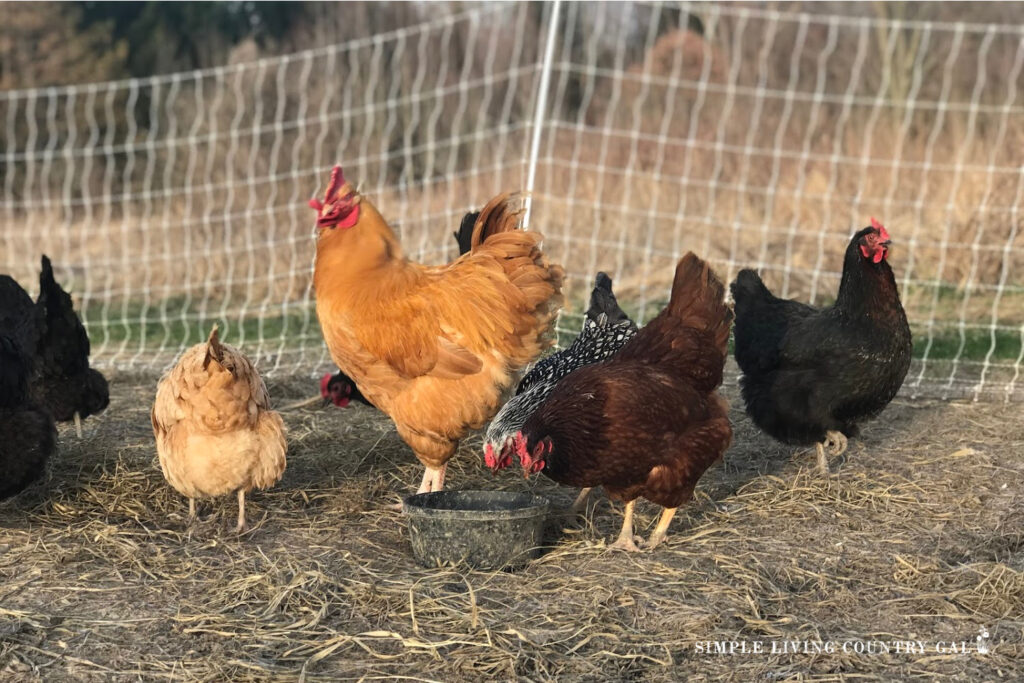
left=976, top=627, right=990, bottom=654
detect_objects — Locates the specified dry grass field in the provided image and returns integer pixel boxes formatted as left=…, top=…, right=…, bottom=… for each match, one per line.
left=1, top=376, right=1021, bottom=680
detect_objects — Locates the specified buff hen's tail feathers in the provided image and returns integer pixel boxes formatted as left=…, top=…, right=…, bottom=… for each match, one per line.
left=203, top=324, right=224, bottom=371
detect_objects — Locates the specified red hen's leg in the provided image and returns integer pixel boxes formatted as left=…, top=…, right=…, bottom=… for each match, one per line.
left=570, top=487, right=593, bottom=515
left=609, top=500, right=642, bottom=552
left=646, top=507, right=678, bottom=549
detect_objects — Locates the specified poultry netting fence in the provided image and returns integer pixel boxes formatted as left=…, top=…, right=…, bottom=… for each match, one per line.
left=0, top=2, right=1021, bottom=401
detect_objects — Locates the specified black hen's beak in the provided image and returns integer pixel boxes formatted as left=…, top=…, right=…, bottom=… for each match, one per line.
left=322, top=396, right=333, bottom=408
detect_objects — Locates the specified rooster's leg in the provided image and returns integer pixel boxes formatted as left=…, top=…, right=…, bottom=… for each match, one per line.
left=570, top=487, right=593, bottom=515
left=609, top=500, right=642, bottom=552
left=415, top=469, right=431, bottom=495
left=236, top=489, right=248, bottom=534
left=415, top=465, right=447, bottom=494
left=187, top=498, right=197, bottom=525
left=646, top=507, right=678, bottom=550
left=815, top=442, right=831, bottom=476
left=825, top=430, right=848, bottom=457
left=431, top=464, right=447, bottom=492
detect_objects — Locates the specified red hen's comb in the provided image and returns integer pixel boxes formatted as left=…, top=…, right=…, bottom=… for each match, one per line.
left=870, top=217, right=890, bottom=242
left=309, top=165, right=346, bottom=212
left=320, top=373, right=332, bottom=397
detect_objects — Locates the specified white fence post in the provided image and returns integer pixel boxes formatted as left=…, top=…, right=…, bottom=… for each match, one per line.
left=523, top=0, right=562, bottom=230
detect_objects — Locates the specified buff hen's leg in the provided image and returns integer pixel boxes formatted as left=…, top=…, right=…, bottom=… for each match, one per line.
left=236, top=489, right=248, bottom=534
left=187, top=498, right=197, bottom=525
left=646, top=507, right=678, bottom=550
left=609, top=500, right=642, bottom=552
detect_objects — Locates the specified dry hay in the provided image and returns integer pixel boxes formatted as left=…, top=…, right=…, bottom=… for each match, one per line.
left=1, top=376, right=1022, bottom=681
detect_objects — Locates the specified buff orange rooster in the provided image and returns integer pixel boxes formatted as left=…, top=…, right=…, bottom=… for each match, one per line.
left=311, top=165, right=564, bottom=495
left=151, top=325, right=287, bottom=533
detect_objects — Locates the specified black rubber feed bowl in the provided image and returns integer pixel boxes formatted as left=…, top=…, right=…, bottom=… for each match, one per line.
left=403, top=490, right=550, bottom=570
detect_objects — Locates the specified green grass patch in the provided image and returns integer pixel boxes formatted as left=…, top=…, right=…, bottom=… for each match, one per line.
left=80, top=296, right=1021, bottom=364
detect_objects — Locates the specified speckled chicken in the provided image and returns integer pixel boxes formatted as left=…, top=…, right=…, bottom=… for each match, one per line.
left=151, top=325, right=286, bottom=532
left=483, top=272, right=637, bottom=470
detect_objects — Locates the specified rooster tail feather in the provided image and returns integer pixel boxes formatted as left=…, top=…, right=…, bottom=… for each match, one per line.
left=453, top=210, right=479, bottom=256
left=585, top=272, right=630, bottom=325
left=468, top=192, right=524, bottom=252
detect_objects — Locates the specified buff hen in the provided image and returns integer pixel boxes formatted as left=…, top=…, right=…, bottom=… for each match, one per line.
left=151, top=325, right=286, bottom=532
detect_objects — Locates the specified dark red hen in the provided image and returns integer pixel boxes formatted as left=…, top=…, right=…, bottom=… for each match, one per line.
left=507, top=253, right=733, bottom=551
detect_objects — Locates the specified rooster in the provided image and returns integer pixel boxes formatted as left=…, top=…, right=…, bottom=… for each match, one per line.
left=730, top=219, right=912, bottom=474
left=311, top=165, right=564, bottom=495
left=320, top=208, right=479, bottom=412
left=496, top=253, right=733, bottom=551
left=151, top=325, right=287, bottom=532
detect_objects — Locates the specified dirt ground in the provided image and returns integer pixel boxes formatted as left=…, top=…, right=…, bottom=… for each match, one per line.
left=1, top=376, right=1021, bottom=681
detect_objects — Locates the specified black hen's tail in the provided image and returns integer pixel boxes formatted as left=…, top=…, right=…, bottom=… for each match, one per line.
left=617, top=253, right=732, bottom=393
left=730, top=269, right=775, bottom=317
left=584, top=272, right=631, bottom=325
left=452, top=210, right=479, bottom=256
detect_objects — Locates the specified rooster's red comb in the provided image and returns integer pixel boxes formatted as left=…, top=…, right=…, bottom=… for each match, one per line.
left=870, top=217, right=890, bottom=242
left=320, top=373, right=332, bottom=397
left=309, top=165, right=346, bottom=212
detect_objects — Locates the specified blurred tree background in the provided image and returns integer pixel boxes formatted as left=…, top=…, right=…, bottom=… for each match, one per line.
left=0, top=1, right=459, bottom=89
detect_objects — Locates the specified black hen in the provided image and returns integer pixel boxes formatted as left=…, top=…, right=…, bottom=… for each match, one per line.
left=483, top=272, right=637, bottom=468
left=32, top=256, right=110, bottom=421
left=0, top=256, right=109, bottom=424
left=731, top=220, right=912, bottom=474
left=0, top=335, right=57, bottom=500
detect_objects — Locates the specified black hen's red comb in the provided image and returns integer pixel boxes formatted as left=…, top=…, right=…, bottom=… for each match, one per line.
left=309, top=165, right=346, bottom=212
left=870, top=217, right=890, bottom=242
